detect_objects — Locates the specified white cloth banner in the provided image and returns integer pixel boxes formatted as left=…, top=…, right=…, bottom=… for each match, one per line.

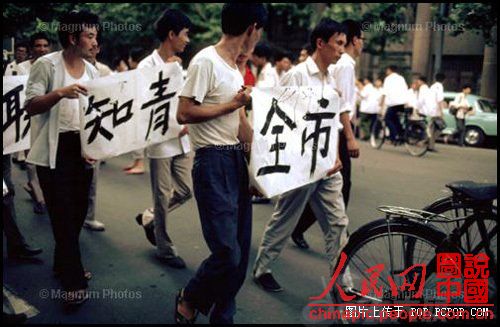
left=79, top=63, right=183, bottom=160
left=249, top=86, right=341, bottom=198
left=3, top=76, right=30, bottom=155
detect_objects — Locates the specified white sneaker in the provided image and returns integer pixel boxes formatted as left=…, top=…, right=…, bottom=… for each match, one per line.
left=83, top=220, right=105, bottom=231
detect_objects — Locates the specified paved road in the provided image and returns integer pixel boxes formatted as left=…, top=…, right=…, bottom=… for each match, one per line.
left=3, top=142, right=497, bottom=324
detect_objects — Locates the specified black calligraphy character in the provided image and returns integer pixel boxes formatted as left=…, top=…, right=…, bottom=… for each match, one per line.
left=85, top=96, right=134, bottom=144
left=260, top=98, right=297, bottom=135
left=302, top=112, right=336, bottom=176
left=3, top=84, right=30, bottom=142
left=141, top=71, right=176, bottom=140
left=84, top=95, right=111, bottom=143
left=112, top=99, right=134, bottom=128
left=257, top=98, right=297, bottom=176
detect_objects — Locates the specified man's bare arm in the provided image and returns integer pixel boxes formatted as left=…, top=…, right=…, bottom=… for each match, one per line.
left=340, top=112, right=360, bottom=158
left=238, top=107, right=253, bottom=159
left=177, top=88, right=251, bottom=124
left=26, top=84, right=88, bottom=116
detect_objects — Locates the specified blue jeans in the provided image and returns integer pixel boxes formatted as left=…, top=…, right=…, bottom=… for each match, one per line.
left=184, top=146, right=252, bottom=324
left=385, top=105, right=405, bottom=142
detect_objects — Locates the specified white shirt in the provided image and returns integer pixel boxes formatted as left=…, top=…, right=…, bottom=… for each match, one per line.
left=17, top=60, right=32, bottom=75
left=416, top=84, right=433, bottom=116
left=382, top=72, right=408, bottom=107
left=256, top=62, right=280, bottom=87
left=359, top=83, right=382, bottom=114
left=406, top=88, right=418, bottom=109
left=329, top=53, right=356, bottom=119
left=95, top=61, right=112, bottom=77
left=452, top=93, right=473, bottom=119
left=138, top=49, right=190, bottom=158
left=280, top=56, right=342, bottom=130
left=417, top=83, right=443, bottom=117
left=4, top=60, right=21, bottom=76
left=180, top=46, right=243, bottom=150
left=280, top=55, right=342, bottom=179
left=59, top=68, right=90, bottom=132
left=428, top=82, right=444, bottom=117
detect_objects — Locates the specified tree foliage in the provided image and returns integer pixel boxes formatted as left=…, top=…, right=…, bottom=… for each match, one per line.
left=3, top=3, right=415, bottom=62
left=445, top=3, right=497, bottom=46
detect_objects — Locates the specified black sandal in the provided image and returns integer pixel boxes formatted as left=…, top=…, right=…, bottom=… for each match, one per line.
left=175, top=288, right=197, bottom=324
left=63, top=289, right=89, bottom=306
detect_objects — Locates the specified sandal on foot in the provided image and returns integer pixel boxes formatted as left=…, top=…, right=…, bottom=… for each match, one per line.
left=175, top=288, right=197, bottom=324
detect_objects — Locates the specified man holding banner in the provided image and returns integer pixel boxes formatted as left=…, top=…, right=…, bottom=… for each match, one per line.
left=174, top=4, right=267, bottom=324
left=24, top=10, right=101, bottom=305
left=135, top=9, right=193, bottom=269
left=252, top=18, right=350, bottom=293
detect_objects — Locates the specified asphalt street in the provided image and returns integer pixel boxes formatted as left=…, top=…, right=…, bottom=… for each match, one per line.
left=3, top=141, right=497, bottom=324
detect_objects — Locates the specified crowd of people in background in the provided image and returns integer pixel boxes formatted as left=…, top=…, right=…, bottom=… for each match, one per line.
left=2, top=3, right=479, bottom=324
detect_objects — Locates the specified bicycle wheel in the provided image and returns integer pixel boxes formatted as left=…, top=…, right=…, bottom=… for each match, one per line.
left=423, top=197, right=497, bottom=263
left=334, top=218, right=461, bottom=307
left=370, top=117, right=386, bottom=149
left=404, top=120, right=428, bottom=157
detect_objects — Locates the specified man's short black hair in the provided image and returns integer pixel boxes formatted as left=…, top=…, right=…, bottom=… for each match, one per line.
left=30, top=32, right=51, bottom=47
left=301, top=43, right=312, bottom=55
left=364, top=76, right=373, bottom=83
left=154, top=9, right=192, bottom=42
left=274, top=48, right=291, bottom=62
left=387, top=65, right=398, bottom=73
left=129, top=47, right=146, bottom=63
left=253, top=42, right=272, bottom=60
left=15, top=41, right=29, bottom=50
left=462, top=84, right=472, bottom=90
left=58, top=10, right=100, bottom=49
left=111, top=54, right=129, bottom=70
left=310, top=18, right=346, bottom=51
left=342, top=19, right=362, bottom=46
left=418, top=75, right=428, bottom=84
left=435, top=72, right=445, bottom=82
left=221, top=3, right=267, bottom=36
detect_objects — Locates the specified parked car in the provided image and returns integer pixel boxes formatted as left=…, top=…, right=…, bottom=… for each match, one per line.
left=441, top=92, right=497, bottom=147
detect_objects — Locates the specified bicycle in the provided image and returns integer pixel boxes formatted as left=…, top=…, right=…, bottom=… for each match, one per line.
left=332, top=181, right=497, bottom=308
left=370, top=108, right=429, bottom=157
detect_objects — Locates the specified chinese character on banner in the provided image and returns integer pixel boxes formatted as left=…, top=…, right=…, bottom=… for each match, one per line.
left=140, top=71, right=176, bottom=140
left=257, top=96, right=297, bottom=176
left=463, top=253, right=489, bottom=304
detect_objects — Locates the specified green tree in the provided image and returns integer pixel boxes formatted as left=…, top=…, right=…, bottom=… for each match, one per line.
left=322, top=3, right=409, bottom=56
left=446, top=3, right=497, bottom=46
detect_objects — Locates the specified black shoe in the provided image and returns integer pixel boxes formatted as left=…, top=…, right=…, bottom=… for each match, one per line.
left=2, top=312, right=28, bottom=324
left=427, top=148, right=438, bottom=152
left=63, top=289, right=89, bottom=307
left=135, top=214, right=142, bottom=226
left=8, top=246, right=43, bottom=259
left=158, top=255, right=186, bottom=269
left=136, top=214, right=157, bottom=246
left=291, top=234, right=310, bottom=249
left=54, top=269, right=92, bottom=280
left=253, top=273, right=283, bottom=292
left=175, top=288, right=198, bottom=324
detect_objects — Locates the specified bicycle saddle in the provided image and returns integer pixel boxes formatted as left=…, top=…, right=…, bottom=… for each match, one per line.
left=446, top=180, right=497, bottom=201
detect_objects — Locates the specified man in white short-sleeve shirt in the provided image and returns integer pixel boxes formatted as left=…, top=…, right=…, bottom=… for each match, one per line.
left=253, top=18, right=349, bottom=295
left=174, top=4, right=266, bottom=324
left=133, top=9, right=193, bottom=269
left=426, top=73, right=446, bottom=151
left=381, top=65, right=409, bottom=142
